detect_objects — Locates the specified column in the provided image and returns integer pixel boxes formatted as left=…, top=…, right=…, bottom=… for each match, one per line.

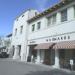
left=21, top=45, right=29, bottom=61
left=36, top=50, right=40, bottom=63
left=40, top=50, right=44, bottom=63
left=25, top=46, right=30, bottom=62
left=53, top=49, right=60, bottom=68
left=13, top=46, right=19, bottom=59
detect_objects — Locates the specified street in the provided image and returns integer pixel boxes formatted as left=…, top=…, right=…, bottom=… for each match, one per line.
left=0, top=59, right=75, bottom=75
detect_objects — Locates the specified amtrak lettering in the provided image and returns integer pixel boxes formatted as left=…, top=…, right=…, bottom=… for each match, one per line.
left=46, top=35, right=70, bottom=42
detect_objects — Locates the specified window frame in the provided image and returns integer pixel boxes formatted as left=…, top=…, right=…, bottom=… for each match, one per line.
left=74, top=5, right=75, bottom=18
left=32, top=24, right=35, bottom=32
left=22, top=15, right=24, bottom=17
left=52, top=14, right=56, bottom=24
left=47, top=14, right=56, bottom=26
left=61, top=9, right=67, bottom=22
left=37, top=22, right=41, bottom=30
left=15, top=28, right=17, bottom=36
left=47, top=16, right=52, bottom=26
left=20, top=26, right=23, bottom=34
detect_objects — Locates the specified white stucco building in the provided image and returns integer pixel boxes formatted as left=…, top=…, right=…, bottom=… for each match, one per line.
left=12, top=0, right=75, bottom=69
left=11, top=9, right=39, bottom=61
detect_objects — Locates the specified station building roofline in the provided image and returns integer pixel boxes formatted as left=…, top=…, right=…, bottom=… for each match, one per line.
left=27, top=0, right=75, bottom=23
left=6, top=33, right=12, bottom=37
left=15, top=9, right=38, bottom=20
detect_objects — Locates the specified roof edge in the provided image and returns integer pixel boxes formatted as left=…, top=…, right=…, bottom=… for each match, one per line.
left=27, top=0, right=75, bottom=23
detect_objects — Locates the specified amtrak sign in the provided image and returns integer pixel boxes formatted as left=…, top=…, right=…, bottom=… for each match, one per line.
left=28, top=32, right=75, bottom=45
left=46, top=35, right=70, bottom=42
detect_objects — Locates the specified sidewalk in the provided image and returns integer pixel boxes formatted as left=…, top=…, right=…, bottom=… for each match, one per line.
left=1, top=58, right=75, bottom=74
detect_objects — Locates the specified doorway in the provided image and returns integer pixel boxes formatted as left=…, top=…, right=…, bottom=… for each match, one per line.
left=18, top=45, right=21, bottom=58
left=44, top=50, right=51, bottom=65
left=27, top=45, right=37, bottom=62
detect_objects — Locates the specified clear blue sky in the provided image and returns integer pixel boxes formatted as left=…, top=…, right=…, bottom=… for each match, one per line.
left=0, top=0, right=59, bottom=36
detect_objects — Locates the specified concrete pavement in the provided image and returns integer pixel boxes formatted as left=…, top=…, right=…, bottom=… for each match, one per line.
left=0, top=59, right=75, bottom=75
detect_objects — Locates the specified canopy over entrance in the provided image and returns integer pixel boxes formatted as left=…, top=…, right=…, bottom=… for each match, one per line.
left=34, top=43, right=54, bottom=50
left=53, top=40, right=75, bottom=49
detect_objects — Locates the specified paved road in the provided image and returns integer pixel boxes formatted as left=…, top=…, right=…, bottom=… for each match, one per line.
left=0, top=59, right=75, bottom=75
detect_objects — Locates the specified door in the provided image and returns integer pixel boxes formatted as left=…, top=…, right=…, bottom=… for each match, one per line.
left=18, top=45, right=21, bottom=58
left=44, top=50, right=51, bottom=65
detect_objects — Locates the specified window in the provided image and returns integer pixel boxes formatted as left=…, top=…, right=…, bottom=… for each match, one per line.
left=47, top=17, right=52, bottom=26
left=16, top=19, right=18, bottom=21
left=52, top=14, right=56, bottom=24
left=35, top=12, right=37, bottom=16
left=32, top=24, right=35, bottom=31
left=61, top=9, right=67, bottom=22
left=15, top=28, right=17, bottom=35
left=37, top=22, right=41, bottom=30
left=74, top=6, right=75, bottom=18
left=22, top=15, right=24, bottom=17
left=47, top=14, right=56, bottom=26
left=20, top=26, right=23, bottom=34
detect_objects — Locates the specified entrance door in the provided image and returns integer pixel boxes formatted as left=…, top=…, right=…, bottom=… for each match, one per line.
left=59, top=49, right=65, bottom=68
left=18, top=45, right=21, bottom=58
left=44, top=50, right=51, bottom=65
left=28, top=45, right=37, bottom=62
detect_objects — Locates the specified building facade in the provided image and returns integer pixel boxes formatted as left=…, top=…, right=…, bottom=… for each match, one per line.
left=0, top=34, right=12, bottom=56
left=12, top=0, right=75, bottom=69
left=11, top=9, right=39, bottom=61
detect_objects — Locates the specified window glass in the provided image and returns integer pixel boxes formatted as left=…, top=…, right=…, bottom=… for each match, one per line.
left=37, top=22, right=41, bottom=30
left=20, top=26, right=23, bottom=34
left=16, top=19, right=18, bottom=21
left=32, top=24, right=35, bottom=31
left=61, top=9, right=67, bottom=22
left=47, top=14, right=56, bottom=26
left=15, top=29, right=17, bottom=35
left=35, top=12, right=37, bottom=16
left=22, top=15, right=24, bottom=17
left=47, top=17, right=52, bottom=26
left=74, top=6, right=75, bottom=18
left=52, top=14, right=56, bottom=24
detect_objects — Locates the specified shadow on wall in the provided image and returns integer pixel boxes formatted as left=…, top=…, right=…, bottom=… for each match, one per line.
left=25, top=69, right=74, bottom=75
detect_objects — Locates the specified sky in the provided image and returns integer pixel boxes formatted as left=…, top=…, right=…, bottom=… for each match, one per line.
left=0, top=0, right=60, bottom=36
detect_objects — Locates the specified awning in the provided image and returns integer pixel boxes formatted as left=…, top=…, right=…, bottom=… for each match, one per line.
left=34, top=43, right=54, bottom=50
left=53, top=40, right=75, bottom=49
